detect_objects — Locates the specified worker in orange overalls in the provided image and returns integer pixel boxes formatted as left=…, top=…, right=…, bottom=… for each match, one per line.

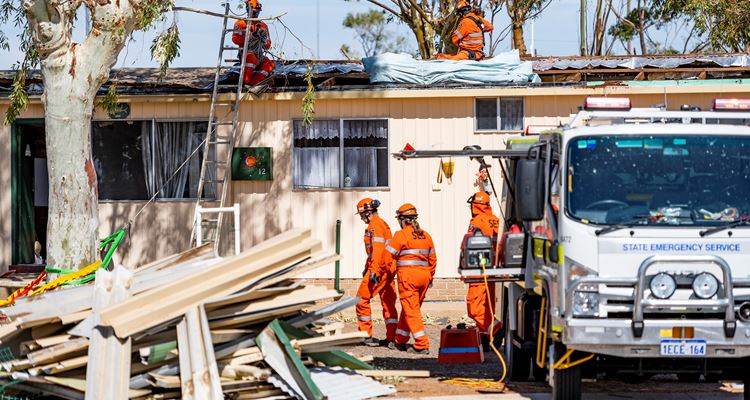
left=354, top=198, right=399, bottom=347
left=231, top=0, right=275, bottom=85
left=463, top=192, right=503, bottom=343
left=437, top=1, right=494, bottom=61
left=382, top=204, right=437, bottom=354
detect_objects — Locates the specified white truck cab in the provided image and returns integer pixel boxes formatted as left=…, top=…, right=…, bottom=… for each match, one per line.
left=394, top=97, right=750, bottom=399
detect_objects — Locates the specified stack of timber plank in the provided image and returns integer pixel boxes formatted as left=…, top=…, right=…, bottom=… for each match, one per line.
left=0, top=229, right=396, bottom=400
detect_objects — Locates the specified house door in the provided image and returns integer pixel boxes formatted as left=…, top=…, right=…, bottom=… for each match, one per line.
left=12, top=120, right=48, bottom=265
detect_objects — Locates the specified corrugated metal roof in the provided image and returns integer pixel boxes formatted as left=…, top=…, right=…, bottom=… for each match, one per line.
left=533, top=54, right=750, bottom=71
left=309, top=367, right=397, bottom=400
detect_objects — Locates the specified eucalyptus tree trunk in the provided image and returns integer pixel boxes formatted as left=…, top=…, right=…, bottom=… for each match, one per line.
left=25, top=0, right=142, bottom=269
left=511, top=22, right=527, bottom=55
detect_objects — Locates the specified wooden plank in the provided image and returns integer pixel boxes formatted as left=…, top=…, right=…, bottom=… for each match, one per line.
left=28, top=355, right=88, bottom=376
left=292, top=331, right=368, bottom=353
left=100, top=230, right=322, bottom=338
left=137, top=243, right=213, bottom=272
left=26, top=337, right=89, bottom=366
left=355, top=369, right=430, bottom=378
left=207, top=286, right=340, bottom=322
left=205, top=255, right=339, bottom=309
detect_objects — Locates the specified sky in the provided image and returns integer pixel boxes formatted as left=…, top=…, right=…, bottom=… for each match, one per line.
left=0, top=0, right=589, bottom=69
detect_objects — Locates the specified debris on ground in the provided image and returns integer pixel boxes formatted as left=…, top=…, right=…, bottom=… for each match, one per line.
left=0, top=229, right=408, bottom=400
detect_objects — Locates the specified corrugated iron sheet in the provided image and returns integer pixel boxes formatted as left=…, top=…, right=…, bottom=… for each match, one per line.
left=309, top=367, right=396, bottom=400
left=534, top=54, right=750, bottom=71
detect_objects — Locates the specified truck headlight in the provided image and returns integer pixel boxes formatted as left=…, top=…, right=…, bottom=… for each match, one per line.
left=692, top=273, right=719, bottom=299
left=650, top=273, right=677, bottom=299
left=572, top=289, right=599, bottom=317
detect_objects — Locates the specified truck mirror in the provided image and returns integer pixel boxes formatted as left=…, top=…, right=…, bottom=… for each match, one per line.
left=515, top=159, right=545, bottom=221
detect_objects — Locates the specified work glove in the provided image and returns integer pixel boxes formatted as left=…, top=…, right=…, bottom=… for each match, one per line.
left=369, top=272, right=380, bottom=285
left=429, top=279, right=433, bottom=289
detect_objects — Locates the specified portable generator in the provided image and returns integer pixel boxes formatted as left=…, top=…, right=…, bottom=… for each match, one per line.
left=461, top=231, right=495, bottom=269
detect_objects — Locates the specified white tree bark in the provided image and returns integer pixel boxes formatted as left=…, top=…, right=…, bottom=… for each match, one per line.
left=24, top=0, right=143, bottom=269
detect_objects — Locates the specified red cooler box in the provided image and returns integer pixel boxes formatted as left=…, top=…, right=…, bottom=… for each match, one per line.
left=438, top=326, right=484, bottom=364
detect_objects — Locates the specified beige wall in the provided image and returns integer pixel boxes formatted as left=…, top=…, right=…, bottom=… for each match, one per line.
left=2, top=83, right=750, bottom=276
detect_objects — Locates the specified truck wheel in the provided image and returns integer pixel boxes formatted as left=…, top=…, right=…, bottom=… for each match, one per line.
left=552, top=363, right=582, bottom=400
left=744, top=377, right=750, bottom=400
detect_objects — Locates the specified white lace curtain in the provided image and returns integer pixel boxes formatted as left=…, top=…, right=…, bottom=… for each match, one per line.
left=293, top=120, right=340, bottom=188
left=142, top=121, right=205, bottom=198
left=293, top=120, right=388, bottom=189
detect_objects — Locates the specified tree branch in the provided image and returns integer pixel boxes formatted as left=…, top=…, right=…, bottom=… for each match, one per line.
left=363, top=0, right=401, bottom=18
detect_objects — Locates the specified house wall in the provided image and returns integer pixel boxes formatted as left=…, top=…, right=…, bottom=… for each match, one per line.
left=2, top=84, right=750, bottom=281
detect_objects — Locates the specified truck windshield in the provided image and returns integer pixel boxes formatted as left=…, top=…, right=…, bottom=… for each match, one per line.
left=566, top=135, right=750, bottom=226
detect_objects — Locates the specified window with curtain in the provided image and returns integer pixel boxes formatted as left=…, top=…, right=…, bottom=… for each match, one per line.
left=474, top=97, right=524, bottom=132
left=293, top=119, right=389, bottom=189
left=92, top=120, right=211, bottom=200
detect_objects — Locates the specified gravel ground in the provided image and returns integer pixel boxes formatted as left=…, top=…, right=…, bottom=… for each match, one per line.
left=340, top=323, right=744, bottom=399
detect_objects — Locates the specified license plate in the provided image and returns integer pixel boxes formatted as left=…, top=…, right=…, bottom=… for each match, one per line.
left=660, top=339, right=706, bottom=357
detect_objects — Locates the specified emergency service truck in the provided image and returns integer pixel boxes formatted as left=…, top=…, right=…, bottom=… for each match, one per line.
left=394, top=97, right=750, bottom=400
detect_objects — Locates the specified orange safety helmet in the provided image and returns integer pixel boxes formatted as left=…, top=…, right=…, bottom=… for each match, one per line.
left=355, top=198, right=380, bottom=214
left=396, top=203, right=418, bottom=219
left=456, top=0, right=471, bottom=11
left=248, top=0, right=262, bottom=10
left=468, top=191, right=492, bottom=216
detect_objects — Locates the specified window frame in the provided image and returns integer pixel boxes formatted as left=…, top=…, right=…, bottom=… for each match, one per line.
left=473, top=97, right=525, bottom=133
left=292, top=117, right=391, bottom=191
left=91, top=117, right=214, bottom=203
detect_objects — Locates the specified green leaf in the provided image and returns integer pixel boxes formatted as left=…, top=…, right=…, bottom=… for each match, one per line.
left=4, top=67, right=28, bottom=126
left=150, top=24, right=181, bottom=80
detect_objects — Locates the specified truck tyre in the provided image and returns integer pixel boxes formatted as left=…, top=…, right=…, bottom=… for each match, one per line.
left=552, top=363, right=582, bottom=400
left=744, top=377, right=750, bottom=400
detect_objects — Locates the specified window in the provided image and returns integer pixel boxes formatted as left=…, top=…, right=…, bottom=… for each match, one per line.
left=474, top=97, right=524, bottom=132
left=293, top=119, right=388, bottom=189
left=92, top=120, right=212, bottom=200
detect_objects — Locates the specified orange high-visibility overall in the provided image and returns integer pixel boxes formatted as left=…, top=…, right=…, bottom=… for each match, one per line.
left=355, top=215, right=398, bottom=340
left=465, top=211, right=503, bottom=335
left=382, top=225, right=437, bottom=350
left=232, top=20, right=275, bottom=85
left=437, top=12, right=494, bottom=61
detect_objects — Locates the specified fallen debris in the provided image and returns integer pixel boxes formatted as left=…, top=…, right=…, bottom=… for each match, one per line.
left=0, top=229, right=401, bottom=400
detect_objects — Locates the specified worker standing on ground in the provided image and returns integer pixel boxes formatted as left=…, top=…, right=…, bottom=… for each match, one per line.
left=231, top=0, right=275, bottom=85
left=354, top=199, right=399, bottom=347
left=382, top=204, right=437, bottom=354
left=437, top=1, right=494, bottom=61
left=463, top=192, right=503, bottom=345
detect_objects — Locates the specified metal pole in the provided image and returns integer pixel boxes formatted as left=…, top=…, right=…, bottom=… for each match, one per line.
left=530, top=19, right=536, bottom=56
left=334, top=220, right=342, bottom=293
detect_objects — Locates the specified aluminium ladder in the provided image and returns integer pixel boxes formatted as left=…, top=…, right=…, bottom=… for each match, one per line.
left=190, top=3, right=252, bottom=254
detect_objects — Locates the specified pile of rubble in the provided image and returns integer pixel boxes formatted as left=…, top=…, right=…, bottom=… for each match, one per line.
left=0, top=229, right=398, bottom=399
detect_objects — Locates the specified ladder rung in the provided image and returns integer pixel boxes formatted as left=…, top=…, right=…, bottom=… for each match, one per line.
left=202, top=180, right=224, bottom=184
left=202, top=218, right=219, bottom=223
left=213, top=121, right=234, bottom=126
left=223, top=28, right=245, bottom=33
left=209, top=140, right=231, bottom=145
left=223, top=59, right=240, bottom=63
left=223, top=46, right=240, bottom=51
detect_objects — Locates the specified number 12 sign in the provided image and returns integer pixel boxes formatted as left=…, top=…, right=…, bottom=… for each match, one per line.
left=231, top=147, right=273, bottom=181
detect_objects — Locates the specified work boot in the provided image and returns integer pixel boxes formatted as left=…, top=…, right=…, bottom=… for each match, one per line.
left=407, top=345, right=430, bottom=355
left=363, top=337, right=380, bottom=347
left=389, top=342, right=408, bottom=351
left=379, top=339, right=394, bottom=347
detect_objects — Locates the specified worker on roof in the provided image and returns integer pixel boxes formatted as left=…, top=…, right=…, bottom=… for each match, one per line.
left=437, top=1, right=494, bottom=61
left=382, top=204, right=437, bottom=354
left=231, top=0, right=275, bottom=85
left=462, top=192, right=503, bottom=347
left=354, top=198, right=399, bottom=347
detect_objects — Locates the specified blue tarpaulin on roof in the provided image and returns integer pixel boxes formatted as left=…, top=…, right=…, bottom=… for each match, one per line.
left=363, top=50, right=540, bottom=85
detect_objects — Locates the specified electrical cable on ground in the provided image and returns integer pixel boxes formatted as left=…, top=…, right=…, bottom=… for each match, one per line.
left=442, top=257, right=507, bottom=391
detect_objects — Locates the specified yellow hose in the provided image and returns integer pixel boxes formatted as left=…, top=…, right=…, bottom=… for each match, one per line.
left=443, top=258, right=507, bottom=390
